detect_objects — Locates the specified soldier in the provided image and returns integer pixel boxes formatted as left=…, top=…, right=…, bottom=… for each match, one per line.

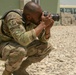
left=0, top=1, right=54, bottom=75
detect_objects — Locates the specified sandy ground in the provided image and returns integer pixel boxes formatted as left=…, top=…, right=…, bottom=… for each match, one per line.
left=0, top=26, right=76, bottom=75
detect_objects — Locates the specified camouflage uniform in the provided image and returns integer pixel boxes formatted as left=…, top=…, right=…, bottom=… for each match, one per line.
left=0, top=11, right=54, bottom=74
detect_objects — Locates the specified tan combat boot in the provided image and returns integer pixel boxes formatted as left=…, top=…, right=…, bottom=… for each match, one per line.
left=13, top=58, right=31, bottom=75
left=13, top=70, right=29, bottom=75
left=2, top=69, right=11, bottom=75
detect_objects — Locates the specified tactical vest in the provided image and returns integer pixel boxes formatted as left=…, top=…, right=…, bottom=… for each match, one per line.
left=0, top=9, right=23, bottom=42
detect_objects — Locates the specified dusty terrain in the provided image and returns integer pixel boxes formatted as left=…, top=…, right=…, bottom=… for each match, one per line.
left=0, top=26, right=76, bottom=75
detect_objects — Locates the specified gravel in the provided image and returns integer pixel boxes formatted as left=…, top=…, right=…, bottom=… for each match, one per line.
left=0, top=26, right=76, bottom=75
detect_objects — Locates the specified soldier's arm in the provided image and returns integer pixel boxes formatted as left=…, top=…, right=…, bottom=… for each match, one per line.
left=38, top=13, right=54, bottom=42
left=6, top=12, right=37, bottom=46
left=6, top=12, right=46, bottom=46
left=38, top=29, right=50, bottom=43
left=38, top=21, right=54, bottom=42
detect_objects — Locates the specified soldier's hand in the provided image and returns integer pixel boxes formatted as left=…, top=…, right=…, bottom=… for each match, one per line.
left=41, top=12, right=54, bottom=27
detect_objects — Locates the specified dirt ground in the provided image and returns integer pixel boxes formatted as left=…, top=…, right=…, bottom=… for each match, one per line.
left=0, top=26, right=76, bottom=75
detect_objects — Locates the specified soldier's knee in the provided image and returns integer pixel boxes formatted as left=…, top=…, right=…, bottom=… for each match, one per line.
left=35, top=43, right=54, bottom=61
left=10, top=47, right=27, bottom=58
left=5, top=48, right=27, bottom=73
left=8, top=47, right=27, bottom=68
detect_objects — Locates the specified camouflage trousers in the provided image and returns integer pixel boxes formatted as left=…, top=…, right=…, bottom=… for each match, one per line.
left=0, top=40, right=54, bottom=73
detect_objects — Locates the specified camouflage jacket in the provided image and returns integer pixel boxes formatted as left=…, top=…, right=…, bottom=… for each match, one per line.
left=0, top=10, right=48, bottom=46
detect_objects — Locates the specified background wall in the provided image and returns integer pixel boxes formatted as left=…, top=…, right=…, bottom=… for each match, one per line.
left=40, top=0, right=60, bottom=14
left=0, top=0, right=60, bottom=16
left=0, top=0, right=20, bottom=16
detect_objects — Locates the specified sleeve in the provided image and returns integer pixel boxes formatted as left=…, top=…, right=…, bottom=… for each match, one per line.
left=6, top=12, right=36, bottom=46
